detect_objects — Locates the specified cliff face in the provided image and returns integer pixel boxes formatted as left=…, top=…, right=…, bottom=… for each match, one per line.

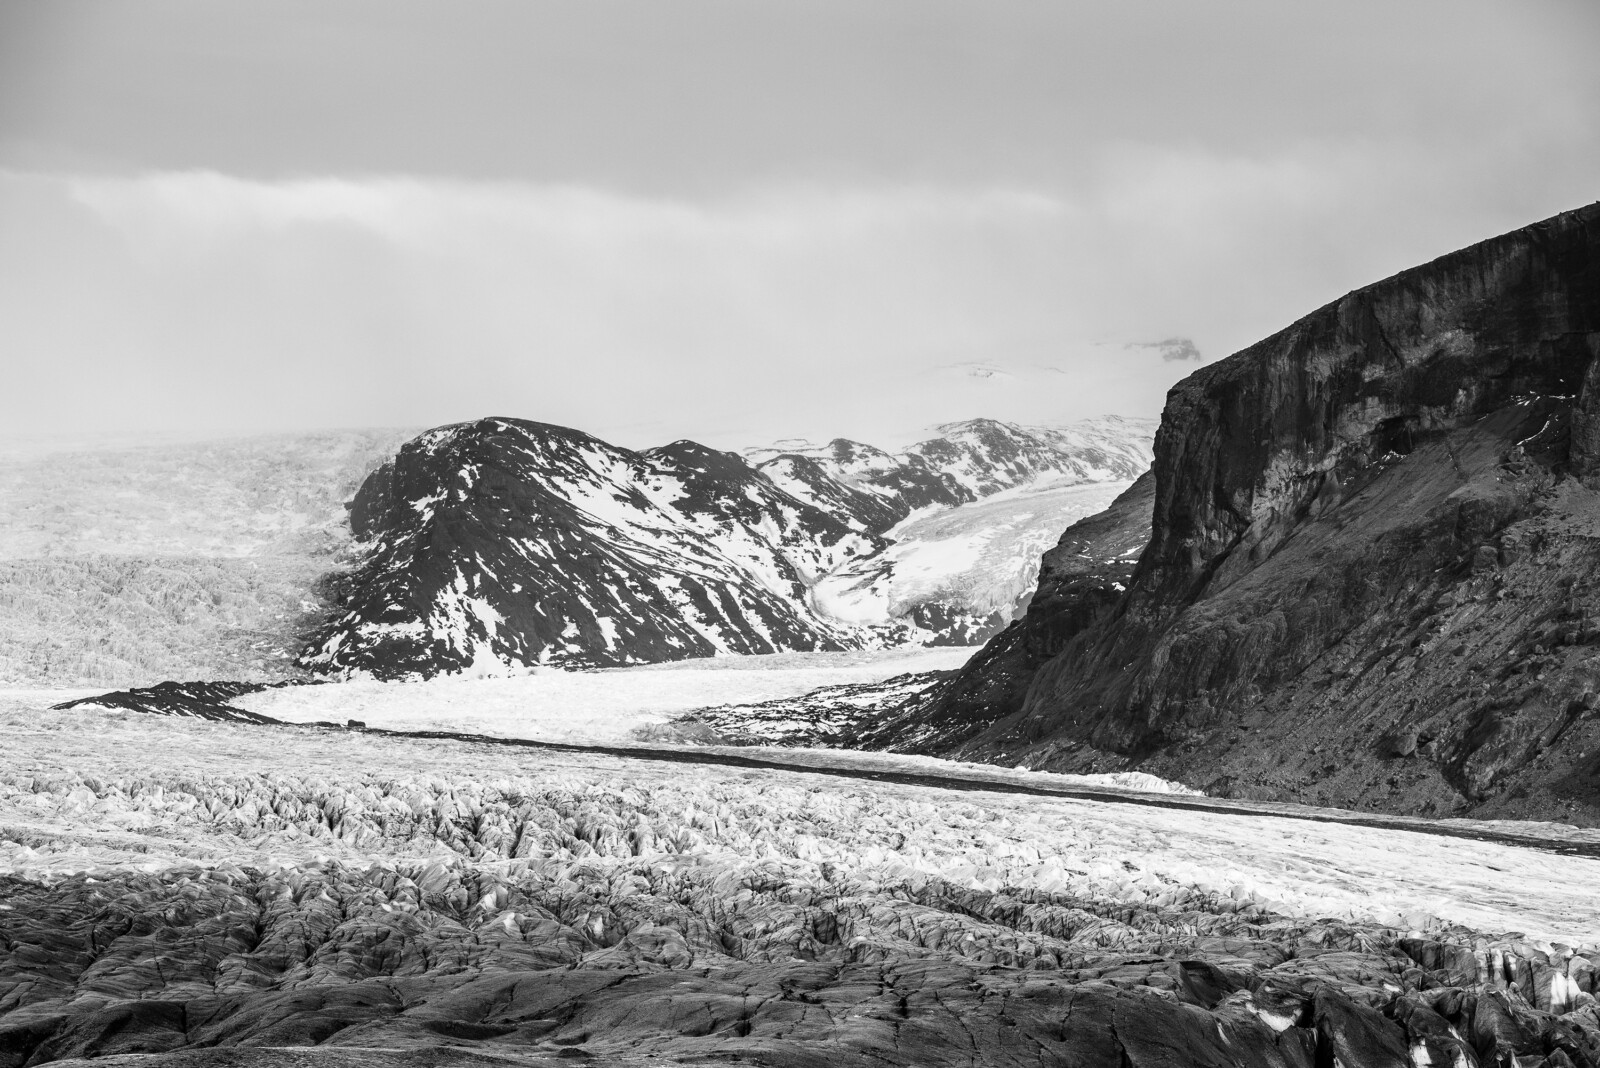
left=933, top=203, right=1600, bottom=821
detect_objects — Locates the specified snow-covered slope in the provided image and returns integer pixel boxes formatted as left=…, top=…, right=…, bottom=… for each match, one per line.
left=0, top=414, right=1153, bottom=685
left=902, top=415, right=1154, bottom=498
left=306, top=416, right=1156, bottom=677
left=811, top=478, right=1133, bottom=636
left=753, top=418, right=1154, bottom=644
left=746, top=415, right=1155, bottom=522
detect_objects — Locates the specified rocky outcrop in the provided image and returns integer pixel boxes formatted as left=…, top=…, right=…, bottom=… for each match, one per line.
left=647, top=669, right=957, bottom=746
left=52, top=680, right=302, bottom=722
left=928, top=201, right=1600, bottom=822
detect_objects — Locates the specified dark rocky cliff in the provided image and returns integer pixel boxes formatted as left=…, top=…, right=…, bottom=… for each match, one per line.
left=923, top=202, right=1600, bottom=823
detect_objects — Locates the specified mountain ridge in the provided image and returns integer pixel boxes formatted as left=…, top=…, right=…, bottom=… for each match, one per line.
left=303, top=415, right=1153, bottom=677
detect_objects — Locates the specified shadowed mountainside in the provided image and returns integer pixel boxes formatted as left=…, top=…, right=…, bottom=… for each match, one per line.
left=855, top=472, right=1154, bottom=754
left=906, top=201, right=1600, bottom=825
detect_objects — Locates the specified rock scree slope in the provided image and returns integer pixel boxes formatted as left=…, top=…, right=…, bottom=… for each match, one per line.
left=911, top=201, right=1600, bottom=824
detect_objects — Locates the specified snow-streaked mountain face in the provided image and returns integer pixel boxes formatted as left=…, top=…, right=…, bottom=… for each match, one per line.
left=746, top=415, right=1156, bottom=525
left=753, top=416, right=1154, bottom=645
left=810, top=479, right=1133, bottom=636
left=301, top=419, right=887, bottom=677
left=305, top=415, right=1156, bottom=678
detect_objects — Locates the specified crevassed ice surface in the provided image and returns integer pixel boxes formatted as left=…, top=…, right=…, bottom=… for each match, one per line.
left=5, top=698, right=1599, bottom=947
left=813, top=479, right=1131, bottom=623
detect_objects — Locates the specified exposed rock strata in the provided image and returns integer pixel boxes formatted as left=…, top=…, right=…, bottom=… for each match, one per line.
left=920, top=201, right=1600, bottom=823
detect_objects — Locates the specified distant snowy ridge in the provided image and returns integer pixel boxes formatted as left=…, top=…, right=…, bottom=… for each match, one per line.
left=745, top=415, right=1155, bottom=523
left=750, top=417, right=1153, bottom=635
left=305, top=415, right=1156, bottom=678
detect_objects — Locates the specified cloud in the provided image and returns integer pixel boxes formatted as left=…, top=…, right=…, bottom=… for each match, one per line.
left=6, top=140, right=1596, bottom=448
left=67, top=171, right=1067, bottom=256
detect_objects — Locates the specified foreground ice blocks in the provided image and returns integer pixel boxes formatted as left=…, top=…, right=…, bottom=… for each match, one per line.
left=10, top=860, right=1598, bottom=1068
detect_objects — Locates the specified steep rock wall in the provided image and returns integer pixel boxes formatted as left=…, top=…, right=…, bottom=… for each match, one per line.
left=936, top=202, right=1600, bottom=821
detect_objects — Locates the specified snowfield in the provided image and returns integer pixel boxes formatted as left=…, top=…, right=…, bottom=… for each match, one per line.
left=232, top=647, right=978, bottom=743
left=0, top=428, right=414, bottom=686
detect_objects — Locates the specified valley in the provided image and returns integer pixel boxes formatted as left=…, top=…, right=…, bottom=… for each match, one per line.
left=6, top=204, right=1600, bottom=1066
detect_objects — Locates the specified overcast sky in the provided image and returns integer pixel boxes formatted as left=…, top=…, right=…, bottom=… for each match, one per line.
left=3, top=1, right=1597, bottom=449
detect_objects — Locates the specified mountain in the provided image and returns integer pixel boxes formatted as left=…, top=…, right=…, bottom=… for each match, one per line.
left=303, top=416, right=1154, bottom=678
left=300, top=420, right=879, bottom=677
left=809, top=477, right=1134, bottom=644
left=901, top=202, right=1600, bottom=824
left=751, top=416, right=1154, bottom=645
